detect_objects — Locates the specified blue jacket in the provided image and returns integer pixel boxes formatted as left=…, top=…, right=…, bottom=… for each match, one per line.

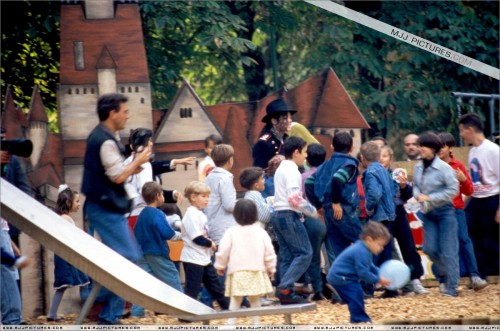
left=134, top=207, right=175, bottom=258
left=327, top=240, right=380, bottom=285
left=314, top=152, right=359, bottom=208
left=362, top=161, right=396, bottom=222
left=413, top=157, right=458, bottom=211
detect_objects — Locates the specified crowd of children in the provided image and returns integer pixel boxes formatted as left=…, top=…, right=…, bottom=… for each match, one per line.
left=4, top=106, right=496, bottom=326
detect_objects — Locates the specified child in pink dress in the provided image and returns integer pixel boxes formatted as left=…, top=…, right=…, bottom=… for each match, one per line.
left=214, top=199, right=277, bottom=325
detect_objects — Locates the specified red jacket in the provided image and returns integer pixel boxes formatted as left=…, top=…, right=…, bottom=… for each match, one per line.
left=448, top=156, right=474, bottom=209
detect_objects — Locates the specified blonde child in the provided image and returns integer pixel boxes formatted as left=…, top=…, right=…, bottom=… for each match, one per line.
left=47, top=185, right=90, bottom=322
left=180, top=181, right=229, bottom=310
left=215, top=199, right=276, bottom=325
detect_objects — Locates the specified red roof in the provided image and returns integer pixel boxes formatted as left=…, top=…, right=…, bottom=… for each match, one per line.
left=1, top=86, right=24, bottom=139
left=28, top=85, right=48, bottom=123
left=59, top=3, right=149, bottom=84
left=313, top=68, right=369, bottom=128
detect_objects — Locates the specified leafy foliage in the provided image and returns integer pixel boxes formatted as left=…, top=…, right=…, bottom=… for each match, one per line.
left=1, top=0, right=498, bottom=151
left=1, top=0, right=60, bottom=132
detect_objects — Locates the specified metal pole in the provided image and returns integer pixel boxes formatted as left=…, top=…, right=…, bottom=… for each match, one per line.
left=488, top=98, right=495, bottom=141
left=76, top=282, right=102, bottom=325
left=456, top=97, right=463, bottom=146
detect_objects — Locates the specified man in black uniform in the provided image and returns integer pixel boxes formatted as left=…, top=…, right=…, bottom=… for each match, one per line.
left=252, top=99, right=296, bottom=168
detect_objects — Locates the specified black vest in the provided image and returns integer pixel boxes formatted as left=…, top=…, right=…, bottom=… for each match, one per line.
left=82, top=124, right=130, bottom=213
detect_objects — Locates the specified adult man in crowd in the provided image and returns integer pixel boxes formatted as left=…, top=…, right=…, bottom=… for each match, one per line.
left=458, top=113, right=499, bottom=278
left=252, top=99, right=296, bottom=168
left=403, top=133, right=421, bottom=161
left=81, top=93, right=151, bottom=325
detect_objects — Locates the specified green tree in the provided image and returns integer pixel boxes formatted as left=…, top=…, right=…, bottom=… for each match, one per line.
left=139, top=1, right=256, bottom=107
left=1, top=0, right=60, bottom=132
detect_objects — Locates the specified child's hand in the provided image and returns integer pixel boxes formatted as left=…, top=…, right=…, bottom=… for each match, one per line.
left=268, top=271, right=275, bottom=279
left=216, top=269, right=225, bottom=276
left=210, top=240, right=217, bottom=251
left=332, top=203, right=343, bottom=220
left=378, top=276, right=391, bottom=287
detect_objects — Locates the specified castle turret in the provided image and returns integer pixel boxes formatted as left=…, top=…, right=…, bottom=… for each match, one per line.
left=27, top=85, right=48, bottom=168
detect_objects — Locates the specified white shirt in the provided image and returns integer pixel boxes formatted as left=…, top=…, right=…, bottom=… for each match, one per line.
left=273, top=159, right=302, bottom=212
left=123, top=156, right=154, bottom=216
left=180, top=206, right=211, bottom=266
left=469, top=139, right=500, bottom=198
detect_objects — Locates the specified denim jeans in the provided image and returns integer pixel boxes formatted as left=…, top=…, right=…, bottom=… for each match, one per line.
left=455, top=209, right=480, bottom=278
left=333, top=282, right=371, bottom=323
left=131, top=255, right=183, bottom=316
left=271, top=210, right=312, bottom=290
left=323, top=204, right=362, bottom=258
left=465, top=195, right=500, bottom=277
left=303, top=216, right=326, bottom=293
left=421, top=204, right=459, bottom=292
left=1, top=264, right=22, bottom=325
left=85, top=200, right=139, bottom=324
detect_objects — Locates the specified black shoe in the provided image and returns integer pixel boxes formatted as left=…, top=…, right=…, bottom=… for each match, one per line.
left=311, top=292, right=326, bottom=301
left=47, top=316, right=64, bottom=322
left=240, top=297, right=251, bottom=308
left=276, top=288, right=309, bottom=305
left=377, top=290, right=399, bottom=299
left=178, top=318, right=194, bottom=323
left=19, top=320, right=31, bottom=325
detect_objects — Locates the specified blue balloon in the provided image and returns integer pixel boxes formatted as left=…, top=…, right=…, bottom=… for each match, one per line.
left=379, top=259, right=411, bottom=290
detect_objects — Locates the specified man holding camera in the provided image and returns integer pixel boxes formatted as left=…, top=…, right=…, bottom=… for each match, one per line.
left=81, top=93, right=151, bottom=325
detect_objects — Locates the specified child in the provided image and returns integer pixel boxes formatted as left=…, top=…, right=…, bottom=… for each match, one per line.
left=131, top=182, right=183, bottom=317
left=413, top=132, right=459, bottom=297
left=197, top=134, right=222, bottom=181
left=214, top=199, right=276, bottom=325
left=204, top=144, right=237, bottom=247
left=159, top=203, right=183, bottom=272
left=437, top=132, right=487, bottom=291
left=134, top=182, right=183, bottom=290
left=47, top=185, right=90, bottom=322
left=327, top=221, right=391, bottom=323
left=379, top=145, right=428, bottom=296
left=180, top=181, right=229, bottom=310
left=272, top=136, right=316, bottom=304
left=262, top=154, right=285, bottom=199
left=239, top=167, right=273, bottom=229
left=311, top=131, right=362, bottom=259
left=360, top=142, right=396, bottom=297
left=300, top=143, right=327, bottom=301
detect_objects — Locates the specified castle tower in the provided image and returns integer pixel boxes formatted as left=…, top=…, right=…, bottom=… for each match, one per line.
left=27, top=85, right=49, bottom=168
left=58, top=0, right=153, bottom=207
left=1, top=85, right=25, bottom=139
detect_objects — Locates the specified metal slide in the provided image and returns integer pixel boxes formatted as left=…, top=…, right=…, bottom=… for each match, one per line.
left=0, top=178, right=215, bottom=318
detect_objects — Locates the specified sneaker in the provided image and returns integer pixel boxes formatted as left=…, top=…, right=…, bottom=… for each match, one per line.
left=470, top=276, right=488, bottom=291
left=294, top=283, right=313, bottom=295
left=47, top=316, right=64, bottom=322
left=276, top=288, right=309, bottom=305
left=412, top=279, right=429, bottom=295
left=260, top=297, right=276, bottom=306
left=439, top=283, right=447, bottom=294
left=442, top=288, right=458, bottom=297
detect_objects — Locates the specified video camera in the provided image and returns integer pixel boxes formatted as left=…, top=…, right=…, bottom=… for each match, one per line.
left=1, top=138, right=33, bottom=158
